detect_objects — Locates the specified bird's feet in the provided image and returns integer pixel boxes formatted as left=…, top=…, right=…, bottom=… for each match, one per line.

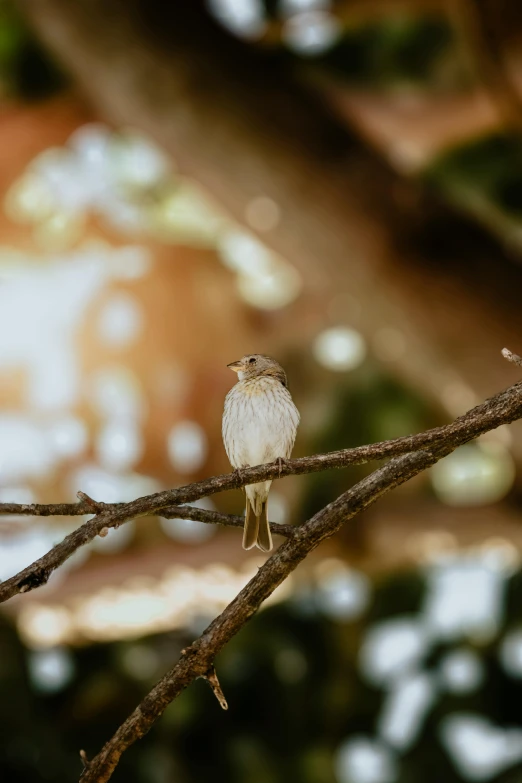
left=233, top=467, right=247, bottom=485
left=276, top=457, right=289, bottom=478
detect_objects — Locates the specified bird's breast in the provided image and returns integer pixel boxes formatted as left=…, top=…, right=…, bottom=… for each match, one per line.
left=222, top=378, right=299, bottom=469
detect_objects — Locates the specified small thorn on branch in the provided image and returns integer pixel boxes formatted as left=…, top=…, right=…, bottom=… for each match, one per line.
left=502, top=347, right=522, bottom=367
left=200, top=666, right=228, bottom=710
left=79, top=749, right=90, bottom=772
left=77, top=491, right=105, bottom=512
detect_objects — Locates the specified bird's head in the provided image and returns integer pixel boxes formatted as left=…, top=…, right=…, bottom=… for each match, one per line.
left=227, top=354, right=287, bottom=386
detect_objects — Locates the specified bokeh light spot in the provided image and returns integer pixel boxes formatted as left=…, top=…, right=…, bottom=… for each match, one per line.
left=313, top=327, right=367, bottom=371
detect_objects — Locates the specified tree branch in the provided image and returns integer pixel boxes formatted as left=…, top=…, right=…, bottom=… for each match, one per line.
left=79, top=371, right=522, bottom=781
left=160, top=505, right=296, bottom=538
left=79, top=450, right=436, bottom=783
left=2, top=355, right=522, bottom=780
left=0, top=501, right=296, bottom=538
left=2, top=371, right=522, bottom=604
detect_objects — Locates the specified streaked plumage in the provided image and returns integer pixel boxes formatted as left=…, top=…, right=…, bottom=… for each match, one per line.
left=222, top=354, right=300, bottom=552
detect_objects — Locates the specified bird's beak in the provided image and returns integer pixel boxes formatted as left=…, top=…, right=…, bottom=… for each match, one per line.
left=227, top=360, right=244, bottom=373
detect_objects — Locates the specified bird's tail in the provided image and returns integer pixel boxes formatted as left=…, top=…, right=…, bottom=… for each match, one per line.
left=243, top=488, right=272, bottom=552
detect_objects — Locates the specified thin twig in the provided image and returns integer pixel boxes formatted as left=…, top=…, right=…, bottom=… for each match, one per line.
left=0, top=500, right=294, bottom=536
left=160, top=505, right=296, bottom=539
left=76, top=491, right=106, bottom=512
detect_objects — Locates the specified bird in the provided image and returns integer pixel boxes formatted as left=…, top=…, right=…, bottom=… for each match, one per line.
left=222, top=354, right=300, bottom=552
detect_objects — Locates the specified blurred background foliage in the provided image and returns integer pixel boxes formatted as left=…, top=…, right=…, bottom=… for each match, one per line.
left=3, top=1, right=522, bottom=782
left=0, top=1, right=63, bottom=98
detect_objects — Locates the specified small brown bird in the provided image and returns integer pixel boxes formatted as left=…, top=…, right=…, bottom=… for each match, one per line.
left=222, top=354, right=300, bottom=552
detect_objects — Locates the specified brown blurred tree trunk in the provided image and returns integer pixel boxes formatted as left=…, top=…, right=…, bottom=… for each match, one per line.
left=15, top=0, right=522, bottom=454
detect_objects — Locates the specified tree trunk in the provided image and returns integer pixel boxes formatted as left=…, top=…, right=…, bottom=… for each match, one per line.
left=15, top=0, right=522, bottom=454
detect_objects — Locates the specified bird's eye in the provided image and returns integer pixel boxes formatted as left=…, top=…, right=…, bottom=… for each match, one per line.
left=248, top=357, right=256, bottom=364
